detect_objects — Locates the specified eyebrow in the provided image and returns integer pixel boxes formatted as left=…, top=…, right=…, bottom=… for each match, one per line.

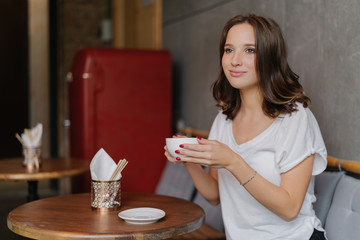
left=224, top=43, right=256, bottom=47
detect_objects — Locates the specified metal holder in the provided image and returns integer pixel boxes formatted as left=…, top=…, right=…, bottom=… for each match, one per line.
left=22, top=146, right=41, bottom=170
left=91, top=179, right=121, bottom=211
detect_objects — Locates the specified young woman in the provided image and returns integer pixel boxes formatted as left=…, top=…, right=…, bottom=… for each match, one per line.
left=164, top=14, right=327, bottom=240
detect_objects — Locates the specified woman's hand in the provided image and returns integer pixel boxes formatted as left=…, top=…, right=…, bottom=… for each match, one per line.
left=163, top=135, right=187, bottom=164
left=175, top=137, right=239, bottom=169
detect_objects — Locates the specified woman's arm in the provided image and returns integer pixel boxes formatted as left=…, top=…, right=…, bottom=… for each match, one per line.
left=177, top=138, right=314, bottom=221
left=231, top=154, right=314, bottom=221
left=183, top=163, right=220, bottom=205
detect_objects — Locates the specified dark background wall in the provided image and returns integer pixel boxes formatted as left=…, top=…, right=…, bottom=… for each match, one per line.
left=0, top=0, right=29, bottom=158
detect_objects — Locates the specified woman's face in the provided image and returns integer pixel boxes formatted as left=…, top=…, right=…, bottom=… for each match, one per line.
left=222, top=23, right=258, bottom=91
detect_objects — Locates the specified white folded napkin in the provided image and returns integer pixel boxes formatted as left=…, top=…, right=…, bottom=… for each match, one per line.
left=18, top=123, right=43, bottom=147
left=90, top=148, right=122, bottom=181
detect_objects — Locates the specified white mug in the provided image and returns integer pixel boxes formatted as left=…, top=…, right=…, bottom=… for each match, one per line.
left=165, top=137, right=199, bottom=158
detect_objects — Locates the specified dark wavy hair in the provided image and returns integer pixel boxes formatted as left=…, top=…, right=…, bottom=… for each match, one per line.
left=212, top=14, right=310, bottom=120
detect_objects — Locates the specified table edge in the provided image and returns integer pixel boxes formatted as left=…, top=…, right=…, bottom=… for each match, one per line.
left=0, top=168, right=89, bottom=181
left=7, top=193, right=205, bottom=239
left=8, top=215, right=204, bottom=240
left=0, top=158, right=89, bottom=181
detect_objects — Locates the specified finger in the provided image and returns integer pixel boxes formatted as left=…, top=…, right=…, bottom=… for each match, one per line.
left=180, top=143, right=211, bottom=152
left=197, top=137, right=218, bottom=145
left=177, top=155, right=211, bottom=166
left=164, top=147, right=179, bottom=163
left=173, top=135, right=187, bottom=138
left=165, top=153, right=179, bottom=164
left=177, top=148, right=211, bottom=160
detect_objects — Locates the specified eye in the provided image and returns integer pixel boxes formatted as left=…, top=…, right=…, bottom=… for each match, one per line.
left=224, top=48, right=234, bottom=54
left=245, top=48, right=256, bottom=54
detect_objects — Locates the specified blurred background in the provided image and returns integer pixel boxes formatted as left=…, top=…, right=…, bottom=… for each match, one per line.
left=1, top=0, right=360, bottom=238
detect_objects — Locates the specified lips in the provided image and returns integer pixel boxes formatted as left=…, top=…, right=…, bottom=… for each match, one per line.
left=229, top=70, right=246, bottom=77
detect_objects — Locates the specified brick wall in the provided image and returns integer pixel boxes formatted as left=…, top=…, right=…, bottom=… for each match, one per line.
left=59, top=0, right=111, bottom=74
left=57, top=0, right=112, bottom=157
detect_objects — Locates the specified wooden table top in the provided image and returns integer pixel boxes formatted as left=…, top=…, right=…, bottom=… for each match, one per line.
left=0, top=157, right=89, bottom=181
left=8, top=192, right=205, bottom=240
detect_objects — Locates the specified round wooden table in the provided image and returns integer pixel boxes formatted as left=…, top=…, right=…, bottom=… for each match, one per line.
left=0, top=157, right=89, bottom=201
left=8, top=192, right=205, bottom=239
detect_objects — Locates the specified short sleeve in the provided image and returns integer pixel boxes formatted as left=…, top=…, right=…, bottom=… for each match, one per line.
left=277, top=105, right=327, bottom=175
left=208, top=111, right=227, bottom=141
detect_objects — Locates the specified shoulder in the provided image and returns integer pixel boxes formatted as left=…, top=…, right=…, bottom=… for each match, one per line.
left=281, top=102, right=314, bottom=126
left=276, top=102, right=320, bottom=142
left=213, top=110, right=228, bottom=123
left=278, top=102, right=324, bottom=146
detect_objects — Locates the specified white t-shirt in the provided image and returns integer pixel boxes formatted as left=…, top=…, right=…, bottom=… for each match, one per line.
left=208, top=103, right=327, bottom=240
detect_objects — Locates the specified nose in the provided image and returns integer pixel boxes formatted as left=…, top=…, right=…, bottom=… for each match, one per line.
left=231, top=52, right=243, bottom=66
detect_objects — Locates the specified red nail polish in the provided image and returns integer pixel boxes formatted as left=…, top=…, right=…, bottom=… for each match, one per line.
left=175, top=150, right=180, bottom=154
left=179, top=144, right=184, bottom=148
left=196, top=136, right=202, bottom=140
left=176, top=157, right=181, bottom=161
left=172, top=135, right=177, bottom=137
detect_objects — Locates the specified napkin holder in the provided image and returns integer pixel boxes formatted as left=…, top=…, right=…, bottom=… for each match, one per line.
left=91, top=179, right=121, bottom=211
left=22, top=145, right=42, bottom=170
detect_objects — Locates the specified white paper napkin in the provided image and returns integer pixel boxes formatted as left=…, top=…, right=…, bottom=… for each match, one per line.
left=90, top=148, right=122, bottom=181
left=19, top=123, right=43, bottom=147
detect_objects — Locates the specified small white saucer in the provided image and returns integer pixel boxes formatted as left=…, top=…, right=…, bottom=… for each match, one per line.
left=118, top=207, right=165, bottom=225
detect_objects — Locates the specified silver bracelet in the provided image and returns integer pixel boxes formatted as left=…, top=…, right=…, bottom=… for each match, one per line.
left=241, top=171, right=257, bottom=186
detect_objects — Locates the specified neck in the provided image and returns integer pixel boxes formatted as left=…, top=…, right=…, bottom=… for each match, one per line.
left=238, top=87, right=263, bottom=116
